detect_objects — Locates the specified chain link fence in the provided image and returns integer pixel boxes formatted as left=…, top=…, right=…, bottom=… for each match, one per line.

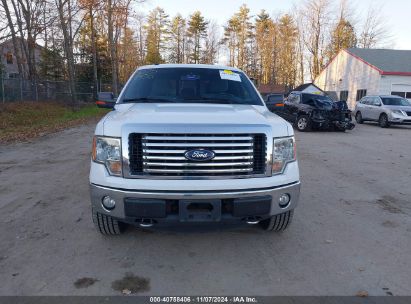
left=0, top=77, right=113, bottom=103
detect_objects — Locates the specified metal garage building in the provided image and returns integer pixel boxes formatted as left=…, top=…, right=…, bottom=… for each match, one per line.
left=314, top=48, right=411, bottom=109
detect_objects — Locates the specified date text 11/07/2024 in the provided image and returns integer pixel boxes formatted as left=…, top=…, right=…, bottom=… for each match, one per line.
left=149, top=296, right=258, bottom=303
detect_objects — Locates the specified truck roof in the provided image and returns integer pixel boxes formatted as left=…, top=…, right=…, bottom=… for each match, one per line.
left=138, top=63, right=242, bottom=72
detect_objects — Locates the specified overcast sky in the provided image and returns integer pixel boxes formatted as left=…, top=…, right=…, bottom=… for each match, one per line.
left=137, top=0, right=411, bottom=50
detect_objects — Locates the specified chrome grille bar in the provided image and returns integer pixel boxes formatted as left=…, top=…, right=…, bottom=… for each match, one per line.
left=143, top=168, right=254, bottom=174
left=128, top=133, right=267, bottom=178
left=144, top=162, right=253, bottom=167
left=143, top=155, right=253, bottom=160
left=144, top=148, right=253, bottom=154
left=143, top=142, right=253, bottom=147
left=144, top=136, right=253, bottom=141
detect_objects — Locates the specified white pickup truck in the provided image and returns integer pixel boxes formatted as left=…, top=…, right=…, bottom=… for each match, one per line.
left=90, top=64, right=300, bottom=235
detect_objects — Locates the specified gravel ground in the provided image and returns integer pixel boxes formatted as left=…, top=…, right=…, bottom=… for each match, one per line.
left=0, top=122, right=410, bottom=296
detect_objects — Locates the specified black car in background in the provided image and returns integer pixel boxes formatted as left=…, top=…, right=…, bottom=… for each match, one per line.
left=264, top=93, right=285, bottom=112
left=274, top=91, right=355, bottom=132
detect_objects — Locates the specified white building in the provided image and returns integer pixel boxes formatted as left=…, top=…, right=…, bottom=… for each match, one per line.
left=315, top=48, right=411, bottom=109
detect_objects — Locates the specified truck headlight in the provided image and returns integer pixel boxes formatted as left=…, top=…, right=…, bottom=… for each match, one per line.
left=92, top=136, right=122, bottom=176
left=272, top=136, right=296, bottom=174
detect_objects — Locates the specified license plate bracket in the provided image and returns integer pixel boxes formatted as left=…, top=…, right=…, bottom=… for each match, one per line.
left=179, top=200, right=221, bottom=222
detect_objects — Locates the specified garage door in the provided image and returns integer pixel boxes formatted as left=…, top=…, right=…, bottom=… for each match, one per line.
left=391, top=84, right=411, bottom=99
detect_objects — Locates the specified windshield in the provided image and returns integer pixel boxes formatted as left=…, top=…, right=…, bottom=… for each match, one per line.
left=302, top=93, right=334, bottom=110
left=381, top=97, right=410, bottom=106
left=121, top=68, right=263, bottom=105
left=267, top=95, right=283, bottom=102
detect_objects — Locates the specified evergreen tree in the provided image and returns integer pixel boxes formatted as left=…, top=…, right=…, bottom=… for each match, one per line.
left=118, top=27, right=140, bottom=83
left=254, top=10, right=276, bottom=84
left=277, top=14, right=298, bottom=88
left=169, top=14, right=186, bottom=63
left=222, top=5, right=253, bottom=73
left=38, top=47, right=65, bottom=81
left=187, top=11, right=208, bottom=63
left=145, top=7, right=169, bottom=64
left=76, top=19, right=112, bottom=83
left=327, top=18, right=357, bottom=61
left=235, top=5, right=253, bottom=72
left=222, top=15, right=240, bottom=67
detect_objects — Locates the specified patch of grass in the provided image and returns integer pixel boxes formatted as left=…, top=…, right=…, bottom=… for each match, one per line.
left=0, top=101, right=109, bottom=144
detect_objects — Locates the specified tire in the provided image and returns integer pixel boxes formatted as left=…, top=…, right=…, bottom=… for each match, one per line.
left=92, top=209, right=125, bottom=235
left=334, top=122, right=346, bottom=132
left=378, top=113, right=390, bottom=128
left=355, top=111, right=363, bottom=124
left=295, top=115, right=311, bottom=132
left=259, top=210, right=294, bottom=232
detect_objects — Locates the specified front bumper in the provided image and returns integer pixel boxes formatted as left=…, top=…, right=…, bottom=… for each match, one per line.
left=308, top=109, right=354, bottom=129
left=90, top=181, right=300, bottom=224
left=311, top=115, right=355, bottom=130
left=389, top=116, right=411, bottom=124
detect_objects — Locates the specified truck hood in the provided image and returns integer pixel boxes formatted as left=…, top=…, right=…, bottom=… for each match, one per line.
left=99, top=103, right=291, bottom=137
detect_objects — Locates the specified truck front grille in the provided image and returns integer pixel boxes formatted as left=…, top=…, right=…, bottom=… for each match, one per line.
left=128, top=133, right=267, bottom=178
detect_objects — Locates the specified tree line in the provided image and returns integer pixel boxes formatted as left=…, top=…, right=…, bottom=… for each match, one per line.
left=0, top=0, right=391, bottom=103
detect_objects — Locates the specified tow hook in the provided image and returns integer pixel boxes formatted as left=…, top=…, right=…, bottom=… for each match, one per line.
left=139, top=219, right=155, bottom=228
left=245, top=217, right=260, bottom=225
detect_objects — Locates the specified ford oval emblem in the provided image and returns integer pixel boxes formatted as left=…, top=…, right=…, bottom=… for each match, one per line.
left=184, top=149, right=215, bottom=161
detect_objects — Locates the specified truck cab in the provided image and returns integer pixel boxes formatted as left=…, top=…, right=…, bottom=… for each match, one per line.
left=90, top=64, right=300, bottom=234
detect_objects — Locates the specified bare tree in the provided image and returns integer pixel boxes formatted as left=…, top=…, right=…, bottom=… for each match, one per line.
left=134, top=12, right=147, bottom=65
left=299, top=0, right=332, bottom=81
left=202, top=20, right=220, bottom=64
left=106, top=0, right=118, bottom=95
left=1, top=0, right=24, bottom=76
left=55, top=0, right=78, bottom=104
left=78, top=0, right=102, bottom=99
left=358, top=5, right=393, bottom=48
left=9, top=0, right=47, bottom=98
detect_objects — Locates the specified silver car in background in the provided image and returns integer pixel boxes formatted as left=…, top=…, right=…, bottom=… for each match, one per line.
left=354, top=95, right=411, bottom=128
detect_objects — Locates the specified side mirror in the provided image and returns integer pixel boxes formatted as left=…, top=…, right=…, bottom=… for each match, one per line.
left=96, top=92, right=116, bottom=109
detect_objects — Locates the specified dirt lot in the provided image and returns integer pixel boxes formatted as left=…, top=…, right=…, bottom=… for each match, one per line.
left=0, top=122, right=410, bottom=296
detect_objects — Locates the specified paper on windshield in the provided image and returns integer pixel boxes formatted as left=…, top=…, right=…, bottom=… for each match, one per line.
left=219, top=70, right=241, bottom=82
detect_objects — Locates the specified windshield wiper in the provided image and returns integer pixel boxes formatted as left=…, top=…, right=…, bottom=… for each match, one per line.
left=122, top=97, right=176, bottom=103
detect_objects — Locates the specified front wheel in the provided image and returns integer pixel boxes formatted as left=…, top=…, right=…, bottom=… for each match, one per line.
left=295, top=115, right=311, bottom=132
left=259, top=210, right=294, bottom=232
left=355, top=111, right=363, bottom=124
left=92, top=209, right=126, bottom=235
left=379, top=114, right=390, bottom=128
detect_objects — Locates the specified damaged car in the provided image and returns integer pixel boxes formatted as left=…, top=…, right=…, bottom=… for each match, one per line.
left=275, top=91, right=355, bottom=132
